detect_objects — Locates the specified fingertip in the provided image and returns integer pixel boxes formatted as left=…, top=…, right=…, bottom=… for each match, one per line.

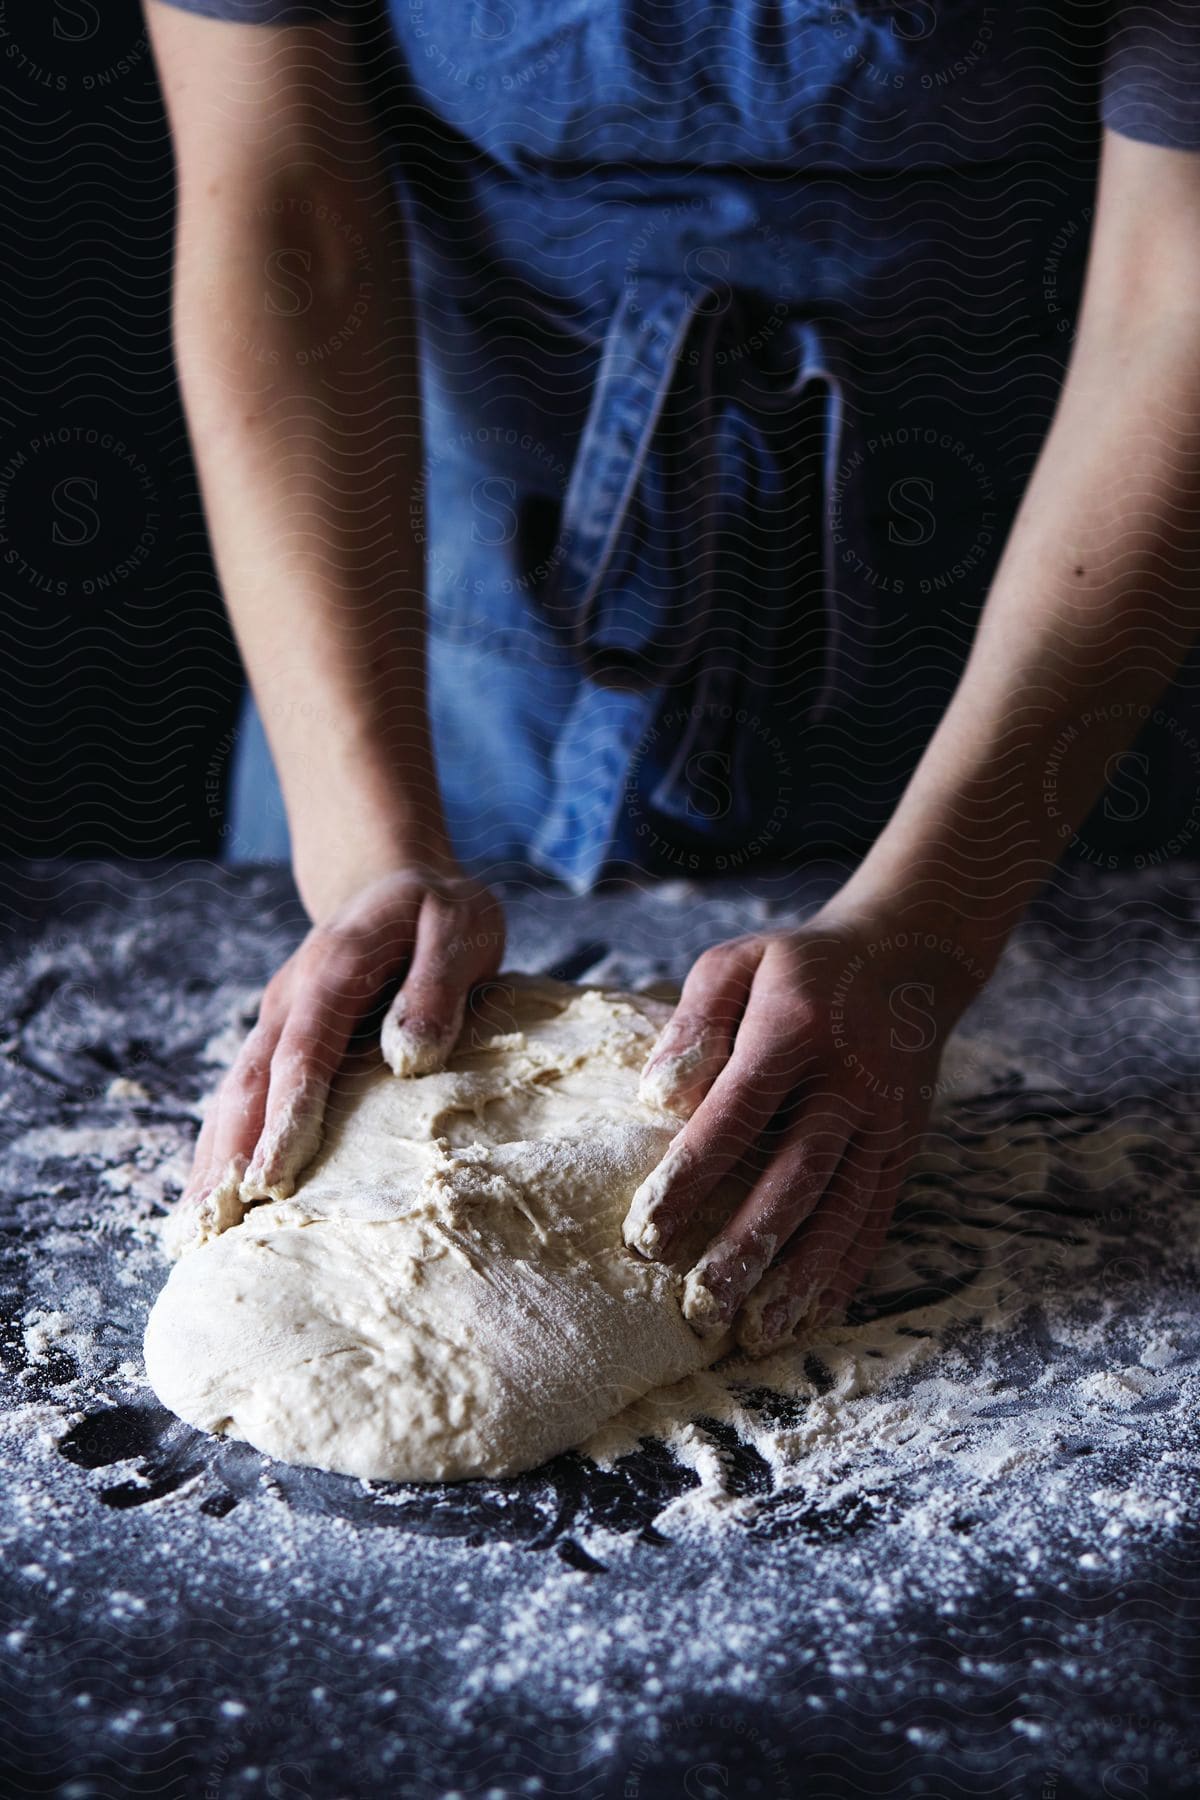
left=381, top=986, right=464, bottom=1078
left=734, top=1267, right=822, bottom=1358
left=622, top=1198, right=665, bottom=1261
left=638, top=1046, right=704, bottom=1117
left=380, top=994, right=458, bottom=1077
left=163, top=1154, right=248, bottom=1259
left=242, top=1078, right=324, bottom=1202
left=683, top=1228, right=781, bottom=1338
left=680, top=1261, right=731, bottom=1338
left=623, top=1134, right=692, bottom=1261
left=382, top=1020, right=453, bottom=1078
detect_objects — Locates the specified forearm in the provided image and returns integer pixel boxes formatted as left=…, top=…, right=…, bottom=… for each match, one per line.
left=172, top=175, right=448, bottom=916
left=837, top=307, right=1200, bottom=985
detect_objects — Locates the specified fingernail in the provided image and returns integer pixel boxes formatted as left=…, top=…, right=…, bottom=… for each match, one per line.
left=381, top=997, right=456, bottom=1078
left=638, top=1041, right=706, bottom=1116
left=382, top=1021, right=450, bottom=1078
left=243, top=1088, right=322, bottom=1201
left=623, top=1136, right=690, bottom=1259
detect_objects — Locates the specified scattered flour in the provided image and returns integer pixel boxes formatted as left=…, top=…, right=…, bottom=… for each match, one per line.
left=2, top=869, right=1198, bottom=1797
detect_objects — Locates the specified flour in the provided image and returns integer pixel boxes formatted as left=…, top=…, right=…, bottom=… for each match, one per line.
left=145, top=978, right=742, bottom=1481
left=22, top=970, right=1199, bottom=1540
left=4, top=865, right=1200, bottom=1797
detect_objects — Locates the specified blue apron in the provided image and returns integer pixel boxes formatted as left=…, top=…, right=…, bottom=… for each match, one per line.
left=227, top=1, right=1190, bottom=888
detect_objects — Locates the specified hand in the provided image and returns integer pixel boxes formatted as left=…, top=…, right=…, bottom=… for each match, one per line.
left=183, top=864, right=505, bottom=1217
left=622, top=907, right=982, bottom=1355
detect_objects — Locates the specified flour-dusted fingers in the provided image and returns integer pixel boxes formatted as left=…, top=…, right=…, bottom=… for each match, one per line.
left=810, top=1205, right=894, bottom=1331
left=197, top=1018, right=282, bottom=1193
left=182, top=983, right=289, bottom=1200
left=623, top=999, right=805, bottom=1263
left=167, top=1004, right=288, bottom=1252
left=181, top=1096, right=219, bottom=1206
left=733, top=1135, right=888, bottom=1356
left=809, top=1135, right=921, bottom=1328
left=381, top=880, right=505, bottom=1077
left=243, top=922, right=410, bottom=1201
left=637, top=937, right=762, bottom=1118
left=679, top=1100, right=856, bottom=1336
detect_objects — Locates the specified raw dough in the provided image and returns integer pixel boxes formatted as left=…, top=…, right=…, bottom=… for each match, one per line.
left=144, top=977, right=738, bottom=1482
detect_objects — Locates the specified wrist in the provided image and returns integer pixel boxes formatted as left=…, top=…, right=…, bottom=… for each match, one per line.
left=812, top=884, right=1000, bottom=1024
left=290, top=790, right=459, bottom=923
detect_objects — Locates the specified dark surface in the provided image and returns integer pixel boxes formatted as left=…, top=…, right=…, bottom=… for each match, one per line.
left=0, top=860, right=1198, bottom=1799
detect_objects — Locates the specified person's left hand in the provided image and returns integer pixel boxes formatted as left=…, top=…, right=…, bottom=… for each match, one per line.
left=621, top=906, right=983, bottom=1355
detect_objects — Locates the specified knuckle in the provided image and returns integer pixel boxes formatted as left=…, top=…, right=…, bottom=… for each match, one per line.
left=307, top=928, right=390, bottom=999
left=729, top=1036, right=790, bottom=1090
left=697, top=940, right=743, bottom=974
left=310, top=919, right=370, bottom=961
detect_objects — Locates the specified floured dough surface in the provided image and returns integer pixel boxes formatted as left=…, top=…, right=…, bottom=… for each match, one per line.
left=144, top=978, right=735, bottom=1482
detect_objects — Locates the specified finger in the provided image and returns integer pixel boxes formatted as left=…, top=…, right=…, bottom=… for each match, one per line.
left=382, top=889, right=504, bottom=1077
left=811, top=1133, right=919, bottom=1326
left=811, top=1207, right=894, bottom=1329
left=205, top=1018, right=281, bottom=1180
left=244, top=929, right=403, bottom=1201
left=623, top=1000, right=804, bottom=1263
left=184, top=981, right=288, bottom=1199
left=637, top=939, right=762, bottom=1118
left=170, top=963, right=285, bottom=1215
left=678, top=1101, right=856, bottom=1336
left=182, top=1097, right=219, bottom=1203
left=171, top=1009, right=283, bottom=1250
left=733, top=1136, right=890, bottom=1356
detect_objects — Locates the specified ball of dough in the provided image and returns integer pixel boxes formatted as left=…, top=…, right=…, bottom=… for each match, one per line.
left=144, top=978, right=735, bottom=1482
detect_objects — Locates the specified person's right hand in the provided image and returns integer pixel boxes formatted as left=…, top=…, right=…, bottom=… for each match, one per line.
left=181, top=865, right=505, bottom=1221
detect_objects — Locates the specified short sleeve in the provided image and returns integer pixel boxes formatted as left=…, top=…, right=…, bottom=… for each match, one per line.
left=1101, top=2, right=1200, bottom=150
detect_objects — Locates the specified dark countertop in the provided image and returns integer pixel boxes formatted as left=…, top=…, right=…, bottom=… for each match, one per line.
left=1, top=860, right=1198, bottom=1799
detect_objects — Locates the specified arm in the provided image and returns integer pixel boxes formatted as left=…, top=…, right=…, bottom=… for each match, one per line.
left=146, top=4, right=503, bottom=1224
left=625, top=130, right=1200, bottom=1349
left=148, top=3, right=445, bottom=916
left=835, top=131, right=1200, bottom=966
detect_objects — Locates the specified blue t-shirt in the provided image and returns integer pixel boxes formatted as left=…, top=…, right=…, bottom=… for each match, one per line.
left=158, top=0, right=1200, bottom=887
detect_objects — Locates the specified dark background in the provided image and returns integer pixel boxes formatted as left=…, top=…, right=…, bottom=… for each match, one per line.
left=0, top=0, right=240, bottom=862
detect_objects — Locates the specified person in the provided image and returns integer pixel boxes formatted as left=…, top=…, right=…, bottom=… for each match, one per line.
left=146, top=0, right=1200, bottom=1353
